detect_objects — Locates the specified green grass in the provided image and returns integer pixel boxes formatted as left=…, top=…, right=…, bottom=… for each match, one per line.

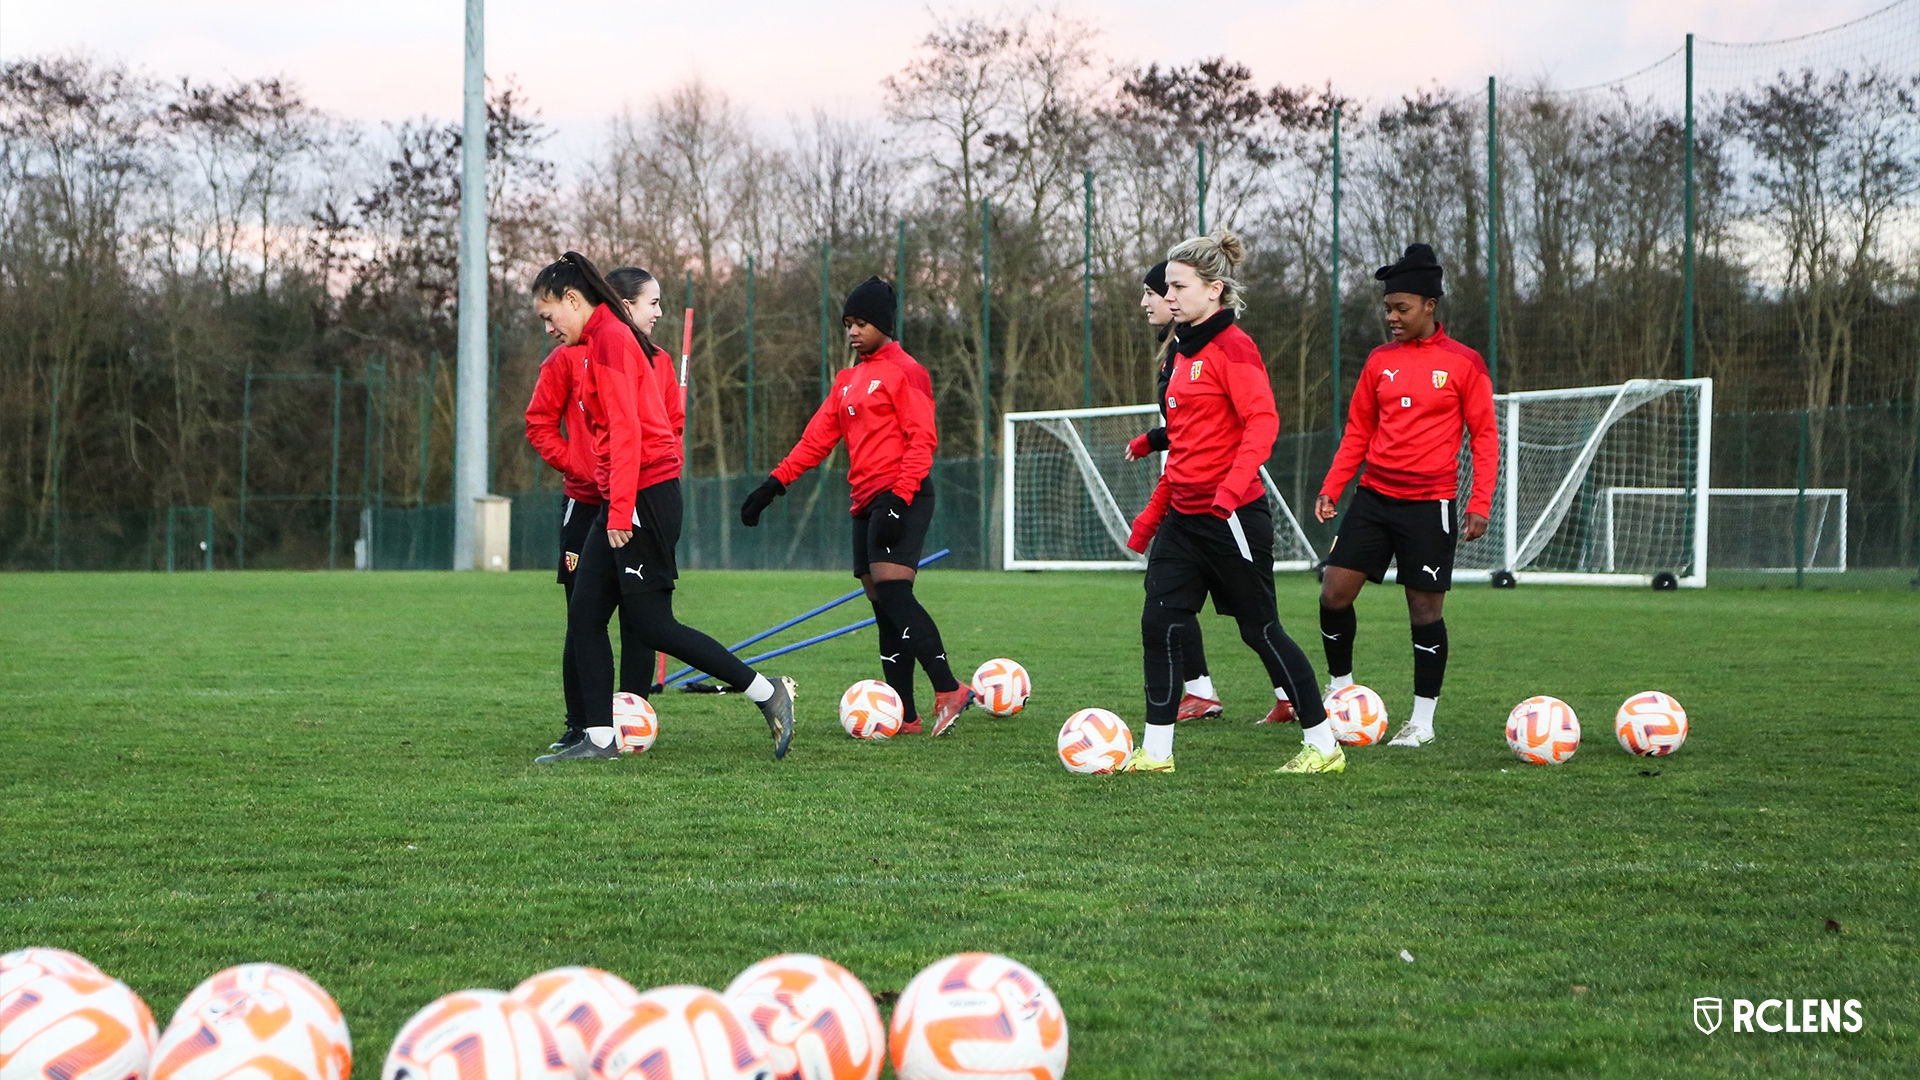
left=2, top=569, right=1916, bottom=1078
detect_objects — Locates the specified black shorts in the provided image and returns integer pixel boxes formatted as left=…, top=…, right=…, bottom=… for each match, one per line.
left=1326, top=485, right=1459, bottom=591
left=556, top=495, right=600, bottom=587
left=851, top=488, right=935, bottom=578
left=575, top=480, right=682, bottom=596
left=1143, top=502, right=1278, bottom=620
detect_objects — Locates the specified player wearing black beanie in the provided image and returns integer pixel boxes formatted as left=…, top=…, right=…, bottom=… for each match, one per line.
left=741, top=277, right=973, bottom=737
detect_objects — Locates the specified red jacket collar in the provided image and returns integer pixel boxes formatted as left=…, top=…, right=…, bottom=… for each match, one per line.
left=1398, top=323, right=1452, bottom=350
left=858, top=340, right=907, bottom=365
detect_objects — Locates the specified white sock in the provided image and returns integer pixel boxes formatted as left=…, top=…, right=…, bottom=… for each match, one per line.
left=744, top=674, right=775, bottom=703
left=1411, top=696, right=1437, bottom=730
left=1302, top=721, right=1338, bottom=755
left=1144, top=723, right=1175, bottom=761
left=1185, top=675, right=1217, bottom=699
left=585, top=726, right=615, bottom=748
left=1329, top=673, right=1355, bottom=691
left=1273, top=685, right=1291, bottom=703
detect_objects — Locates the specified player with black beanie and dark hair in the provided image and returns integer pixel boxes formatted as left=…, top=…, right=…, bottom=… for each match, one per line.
left=1123, top=232, right=1337, bottom=775
left=530, top=251, right=797, bottom=762
left=1315, top=243, right=1498, bottom=748
left=740, top=276, right=971, bottom=737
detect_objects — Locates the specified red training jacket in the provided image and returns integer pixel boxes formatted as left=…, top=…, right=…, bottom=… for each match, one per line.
left=1320, top=324, right=1499, bottom=518
left=772, top=341, right=937, bottom=515
left=577, top=304, right=679, bottom=528
left=525, top=343, right=600, bottom=504
left=1153, top=313, right=1278, bottom=517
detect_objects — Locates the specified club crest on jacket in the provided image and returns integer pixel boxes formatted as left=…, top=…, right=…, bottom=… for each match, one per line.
left=1432, top=370, right=1449, bottom=388
left=1189, top=359, right=1203, bottom=381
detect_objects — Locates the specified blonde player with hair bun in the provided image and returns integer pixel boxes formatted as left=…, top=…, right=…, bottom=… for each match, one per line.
left=1123, top=231, right=1340, bottom=775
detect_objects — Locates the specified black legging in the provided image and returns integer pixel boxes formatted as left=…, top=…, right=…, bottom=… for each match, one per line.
left=561, top=578, right=655, bottom=727
left=570, top=579, right=758, bottom=729
left=1142, top=601, right=1324, bottom=728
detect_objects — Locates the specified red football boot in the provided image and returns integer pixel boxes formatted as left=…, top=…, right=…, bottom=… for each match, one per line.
left=1176, top=693, right=1224, bottom=721
left=898, top=715, right=924, bottom=736
left=930, top=687, right=973, bottom=737
left=1257, top=697, right=1297, bottom=724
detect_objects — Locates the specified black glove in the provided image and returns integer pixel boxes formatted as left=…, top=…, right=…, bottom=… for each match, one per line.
left=868, top=491, right=910, bottom=550
left=740, top=475, right=786, bottom=527
left=1146, top=426, right=1169, bottom=453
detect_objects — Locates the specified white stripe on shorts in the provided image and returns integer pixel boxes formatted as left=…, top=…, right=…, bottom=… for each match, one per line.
left=1225, top=511, right=1254, bottom=563
left=1439, top=500, right=1451, bottom=535
left=563, top=498, right=575, bottom=527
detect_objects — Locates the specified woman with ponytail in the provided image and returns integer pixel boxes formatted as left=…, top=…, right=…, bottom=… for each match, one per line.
left=1121, top=232, right=1337, bottom=775
left=529, top=251, right=797, bottom=762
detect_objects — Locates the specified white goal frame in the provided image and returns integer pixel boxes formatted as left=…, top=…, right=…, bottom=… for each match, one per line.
left=1448, top=377, right=1714, bottom=588
left=1002, top=404, right=1318, bottom=571
left=1604, top=487, right=1848, bottom=573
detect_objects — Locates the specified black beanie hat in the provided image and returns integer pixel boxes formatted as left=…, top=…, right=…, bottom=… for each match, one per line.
left=842, top=276, right=896, bottom=339
left=1376, top=244, right=1444, bottom=298
left=1143, top=261, right=1169, bottom=297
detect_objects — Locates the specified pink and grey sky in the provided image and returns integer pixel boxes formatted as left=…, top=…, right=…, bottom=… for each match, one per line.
left=0, top=0, right=1895, bottom=146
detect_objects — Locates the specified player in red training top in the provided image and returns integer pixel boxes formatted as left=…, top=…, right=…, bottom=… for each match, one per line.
left=1316, top=244, right=1498, bottom=747
left=1122, top=260, right=1246, bottom=725
left=529, top=252, right=797, bottom=762
left=1122, top=232, right=1339, bottom=776
left=739, top=277, right=972, bottom=738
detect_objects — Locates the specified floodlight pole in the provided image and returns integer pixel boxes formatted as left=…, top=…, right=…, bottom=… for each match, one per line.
left=1683, top=33, right=1696, bottom=381
left=452, top=0, right=488, bottom=571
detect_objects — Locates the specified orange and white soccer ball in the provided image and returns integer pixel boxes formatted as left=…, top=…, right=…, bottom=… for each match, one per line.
left=1506, top=696, right=1581, bottom=765
left=1325, top=685, right=1388, bottom=746
left=383, top=990, right=571, bottom=1080
left=613, top=693, right=658, bottom=754
left=969, top=660, right=1030, bottom=718
left=1615, top=691, right=1689, bottom=757
left=509, top=967, right=645, bottom=1080
left=0, top=947, right=103, bottom=996
left=155, top=963, right=352, bottom=1080
left=590, top=985, right=770, bottom=1080
left=0, top=970, right=158, bottom=1080
left=1055, top=709, right=1133, bottom=774
left=888, top=954, right=1066, bottom=1080
left=838, top=680, right=904, bottom=740
left=722, top=954, right=884, bottom=1080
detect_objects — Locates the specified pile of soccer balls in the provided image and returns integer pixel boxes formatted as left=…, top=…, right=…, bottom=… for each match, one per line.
left=1318, top=684, right=1690, bottom=766
left=0, top=947, right=1067, bottom=1080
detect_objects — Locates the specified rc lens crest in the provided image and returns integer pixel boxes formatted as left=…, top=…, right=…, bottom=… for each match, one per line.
left=1189, top=359, right=1203, bottom=381
left=1432, top=370, right=1449, bottom=389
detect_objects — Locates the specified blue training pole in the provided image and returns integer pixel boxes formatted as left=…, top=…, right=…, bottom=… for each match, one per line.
left=660, top=548, right=950, bottom=686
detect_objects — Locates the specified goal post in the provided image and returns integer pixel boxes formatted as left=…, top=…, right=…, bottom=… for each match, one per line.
left=1002, top=404, right=1318, bottom=571
left=1605, top=487, right=1847, bottom=573
left=1452, top=377, right=1714, bottom=587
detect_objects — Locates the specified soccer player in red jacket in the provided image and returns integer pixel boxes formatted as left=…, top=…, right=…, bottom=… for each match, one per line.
left=529, top=252, right=797, bottom=762
left=1316, top=244, right=1499, bottom=747
left=1122, top=261, right=1240, bottom=724
left=739, top=277, right=972, bottom=737
left=1122, top=233, right=1338, bottom=775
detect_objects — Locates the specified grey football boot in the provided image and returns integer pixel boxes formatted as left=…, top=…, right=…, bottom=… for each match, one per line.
left=757, top=676, right=798, bottom=760
left=535, top=727, right=620, bottom=763
left=548, top=727, right=585, bottom=751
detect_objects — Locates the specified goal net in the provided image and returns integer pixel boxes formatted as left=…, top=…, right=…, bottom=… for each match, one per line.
left=1449, top=377, right=1713, bottom=586
left=1002, top=404, right=1318, bottom=570
left=1606, top=487, right=1847, bottom=573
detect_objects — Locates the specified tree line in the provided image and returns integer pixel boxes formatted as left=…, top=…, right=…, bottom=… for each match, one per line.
left=4, top=7, right=1917, bottom=530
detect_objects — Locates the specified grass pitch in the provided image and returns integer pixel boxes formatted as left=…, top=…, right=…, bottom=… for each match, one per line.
left=2, top=569, right=1916, bottom=1078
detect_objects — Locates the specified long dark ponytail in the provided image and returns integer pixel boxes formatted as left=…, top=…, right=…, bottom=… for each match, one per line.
left=531, top=251, right=657, bottom=363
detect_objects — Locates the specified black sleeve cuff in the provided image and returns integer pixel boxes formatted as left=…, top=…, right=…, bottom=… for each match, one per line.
left=1146, top=427, right=1169, bottom=453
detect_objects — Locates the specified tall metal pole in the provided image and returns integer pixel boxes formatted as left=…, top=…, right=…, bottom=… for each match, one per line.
left=240, top=367, right=251, bottom=569
left=1196, top=141, right=1206, bottom=235
left=981, top=196, right=992, bottom=567
left=1487, top=76, right=1500, bottom=396
left=1083, top=170, right=1094, bottom=408
left=329, top=366, right=343, bottom=571
left=1683, top=33, right=1696, bottom=381
left=746, top=254, right=755, bottom=475
left=819, top=241, right=831, bottom=398
left=1330, top=109, right=1343, bottom=434
left=895, top=219, right=906, bottom=347
left=1795, top=409, right=1809, bottom=589
left=452, top=0, right=489, bottom=570
left=48, top=367, right=61, bottom=570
